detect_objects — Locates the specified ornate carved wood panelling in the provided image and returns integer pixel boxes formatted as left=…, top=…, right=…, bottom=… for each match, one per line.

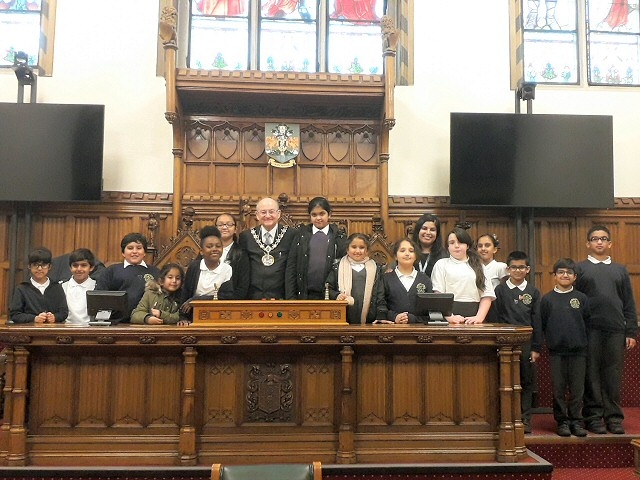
left=182, top=120, right=379, bottom=202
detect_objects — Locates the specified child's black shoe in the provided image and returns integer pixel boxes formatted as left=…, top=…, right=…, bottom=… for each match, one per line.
left=556, top=422, right=571, bottom=437
left=570, top=422, right=587, bottom=437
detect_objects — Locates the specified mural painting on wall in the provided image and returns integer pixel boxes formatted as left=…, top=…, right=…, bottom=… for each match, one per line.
left=265, top=123, right=300, bottom=168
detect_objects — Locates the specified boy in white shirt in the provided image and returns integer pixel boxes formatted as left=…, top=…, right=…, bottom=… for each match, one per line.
left=62, top=248, right=97, bottom=325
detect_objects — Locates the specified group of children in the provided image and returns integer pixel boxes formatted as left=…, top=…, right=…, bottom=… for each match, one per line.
left=8, top=206, right=637, bottom=439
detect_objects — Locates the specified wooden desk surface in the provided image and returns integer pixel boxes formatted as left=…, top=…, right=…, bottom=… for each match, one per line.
left=0, top=322, right=531, bottom=467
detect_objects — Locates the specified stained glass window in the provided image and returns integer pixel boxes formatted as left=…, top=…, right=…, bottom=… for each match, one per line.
left=587, top=0, right=640, bottom=85
left=189, top=0, right=250, bottom=70
left=328, top=0, right=384, bottom=74
left=522, top=0, right=579, bottom=85
left=189, top=0, right=386, bottom=73
left=260, top=0, right=318, bottom=72
left=0, top=0, right=42, bottom=68
left=520, top=0, right=640, bottom=87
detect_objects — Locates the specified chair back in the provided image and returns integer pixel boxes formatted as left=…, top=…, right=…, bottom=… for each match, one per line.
left=211, top=462, right=322, bottom=480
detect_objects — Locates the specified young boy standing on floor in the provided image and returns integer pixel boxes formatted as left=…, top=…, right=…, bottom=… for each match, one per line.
left=536, top=258, right=590, bottom=437
left=494, top=251, right=541, bottom=434
left=575, top=225, right=637, bottom=435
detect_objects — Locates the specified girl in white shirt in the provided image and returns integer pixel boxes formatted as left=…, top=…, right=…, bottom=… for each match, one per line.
left=431, top=227, right=495, bottom=324
left=477, top=233, right=508, bottom=288
left=180, top=226, right=234, bottom=318
left=477, top=233, right=508, bottom=323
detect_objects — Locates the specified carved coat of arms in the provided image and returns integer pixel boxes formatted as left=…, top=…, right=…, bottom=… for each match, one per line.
left=265, top=123, right=300, bottom=168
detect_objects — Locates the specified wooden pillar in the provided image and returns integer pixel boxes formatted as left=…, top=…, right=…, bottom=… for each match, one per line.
left=336, top=346, right=356, bottom=464
left=7, top=346, right=29, bottom=466
left=512, top=347, right=527, bottom=459
left=380, top=16, right=399, bottom=232
left=180, top=346, right=198, bottom=465
left=0, top=347, right=15, bottom=461
left=496, top=346, right=517, bottom=463
left=159, top=4, right=183, bottom=235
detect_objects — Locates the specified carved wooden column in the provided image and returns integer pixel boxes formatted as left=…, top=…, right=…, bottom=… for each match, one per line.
left=0, top=346, right=15, bottom=461
left=380, top=16, right=398, bottom=232
left=497, top=346, right=517, bottom=462
left=159, top=4, right=184, bottom=234
left=180, top=346, right=198, bottom=465
left=7, top=346, right=29, bottom=466
left=336, top=345, right=356, bottom=464
left=512, top=346, right=527, bottom=459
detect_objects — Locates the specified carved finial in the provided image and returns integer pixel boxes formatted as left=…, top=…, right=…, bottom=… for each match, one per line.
left=381, top=15, right=399, bottom=52
left=182, top=207, right=196, bottom=232
left=405, top=220, right=414, bottom=238
left=147, top=213, right=159, bottom=250
left=277, top=193, right=289, bottom=209
left=372, top=217, right=385, bottom=235
left=159, top=6, right=177, bottom=47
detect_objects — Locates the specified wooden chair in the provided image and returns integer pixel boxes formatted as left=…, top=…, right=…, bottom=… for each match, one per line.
left=211, top=462, right=322, bottom=480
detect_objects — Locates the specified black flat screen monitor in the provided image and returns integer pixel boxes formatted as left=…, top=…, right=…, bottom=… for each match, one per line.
left=449, top=112, right=614, bottom=209
left=86, top=290, right=128, bottom=324
left=416, top=293, right=454, bottom=323
left=0, top=102, right=104, bottom=202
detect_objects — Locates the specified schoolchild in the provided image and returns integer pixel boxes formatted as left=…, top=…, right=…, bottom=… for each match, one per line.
left=535, top=258, right=589, bottom=437
left=494, top=251, right=541, bottom=433
left=96, top=232, right=160, bottom=322
left=411, top=213, right=446, bottom=277
left=379, top=238, right=433, bottom=324
left=181, top=226, right=234, bottom=317
left=430, top=227, right=495, bottom=324
left=9, top=247, right=68, bottom=324
left=62, top=248, right=97, bottom=325
left=575, top=225, right=637, bottom=435
left=131, top=263, right=184, bottom=325
left=326, top=233, right=385, bottom=324
left=215, top=213, right=250, bottom=299
left=286, top=197, right=348, bottom=299
left=477, top=233, right=508, bottom=323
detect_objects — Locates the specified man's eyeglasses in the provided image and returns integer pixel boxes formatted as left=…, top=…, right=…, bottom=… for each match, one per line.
left=258, top=209, right=279, bottom=216
left=216, top=223, right=235, bottom=228
left=555, top=269, right=575, bottom=276
left=507, top=265, right=529, bottom=271
left=30, top=263, right=50, bottom=270
left=589, top=236, right=610, bottom=243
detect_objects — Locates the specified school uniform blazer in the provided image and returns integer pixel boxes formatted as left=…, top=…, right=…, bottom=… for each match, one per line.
left=238, top=224, right=298, bottom=300
left=285, top=223, right=348, bottom=299
left=381, top=271, right=433, bottom=324
left=9, top=281, right=69, bottom=324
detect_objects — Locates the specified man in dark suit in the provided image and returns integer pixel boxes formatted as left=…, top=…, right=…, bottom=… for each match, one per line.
left=238, top=197, right=297, bottom=300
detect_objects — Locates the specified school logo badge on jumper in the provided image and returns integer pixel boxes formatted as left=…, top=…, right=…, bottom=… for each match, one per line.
left=416, top=283, right=426, bottom=294
left=570, top=298, right=581, bottom=309
left=265, top=123, right=300, bottom=168
left=521, top=293, right=532, bottom=305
